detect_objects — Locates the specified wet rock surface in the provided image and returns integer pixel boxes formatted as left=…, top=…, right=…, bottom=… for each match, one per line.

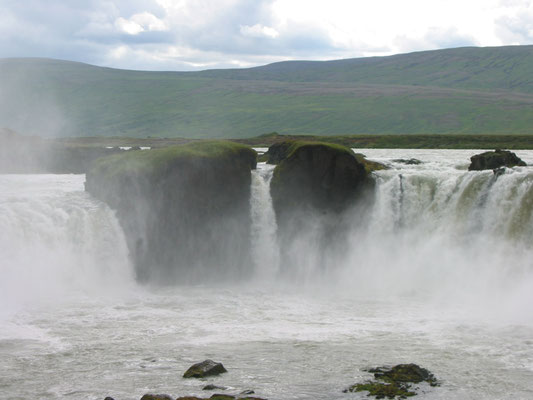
left=183, top=359, right=228, bottom=378
left=140, top=395, right=175, bottom=400
left=469, top=149, right=526, bottom=170
left=203, top=384, right=227, bottom=391
left=344, top=364, right=439, bottom=399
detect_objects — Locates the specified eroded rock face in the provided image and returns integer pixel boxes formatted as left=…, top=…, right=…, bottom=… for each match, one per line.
left=183, top=360, right=227, bottom=378
left=270, top=141, right=368, bottom=216
left=469, top=149, right=526, bottom=171
left=86, top=141, right=257, bottom=283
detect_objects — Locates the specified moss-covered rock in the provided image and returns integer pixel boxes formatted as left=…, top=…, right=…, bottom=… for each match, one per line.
left=345, top=364, right=439, bottom=399
left=368, top=364, right=438, bottom=386
left=269, top=140, right=370, bottom=215
left=469, top=149, right=526, bottom=170
left=86, top=141, right=257, bottom=283
left=344, top=381, right=416, bottom=399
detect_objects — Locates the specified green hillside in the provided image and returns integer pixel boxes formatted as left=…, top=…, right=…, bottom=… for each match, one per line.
left=1, top=46, right=533, bottom=139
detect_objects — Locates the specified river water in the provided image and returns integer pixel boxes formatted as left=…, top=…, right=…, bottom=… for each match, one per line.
left=1, top=149, right=533, bottom=399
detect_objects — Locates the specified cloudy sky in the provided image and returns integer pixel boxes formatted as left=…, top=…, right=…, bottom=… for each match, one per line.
left=1, top=0, right=532, bottom=71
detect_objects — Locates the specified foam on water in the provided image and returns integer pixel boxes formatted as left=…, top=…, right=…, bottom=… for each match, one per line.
left=2, top=150, right=533, bottom=399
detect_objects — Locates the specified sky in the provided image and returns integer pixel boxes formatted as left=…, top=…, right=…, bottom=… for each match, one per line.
left=0, top=0, right=532, bottom=71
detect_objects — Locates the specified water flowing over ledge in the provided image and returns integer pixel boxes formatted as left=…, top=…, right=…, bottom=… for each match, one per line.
left=1, top=149, right=533, bottom=399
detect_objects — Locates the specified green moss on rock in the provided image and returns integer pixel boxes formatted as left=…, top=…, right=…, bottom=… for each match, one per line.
left=269, top=140, right=370, bottom=215
left=345, top=381, right=416, bottom=399
left=345, top=364, right=439, bottom=399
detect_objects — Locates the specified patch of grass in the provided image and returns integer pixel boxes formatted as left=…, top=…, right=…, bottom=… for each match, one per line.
left=2, top=47, right=533, bottom=139
left=90, top=140, right=256, bottom=180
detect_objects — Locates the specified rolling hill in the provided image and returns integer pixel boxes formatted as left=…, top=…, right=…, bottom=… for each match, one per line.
left=1, top=45, right=532, bottom=139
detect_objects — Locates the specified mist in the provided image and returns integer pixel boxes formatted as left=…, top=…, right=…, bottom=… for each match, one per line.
left=2, top=147, right=533, bottom=399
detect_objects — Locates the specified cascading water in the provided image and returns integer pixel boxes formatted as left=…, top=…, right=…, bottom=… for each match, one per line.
left=0, top=174, right=134, bottom=318
left=250, top=163, right=280, bottom=280
left=2, top=150, right=533, bottom=400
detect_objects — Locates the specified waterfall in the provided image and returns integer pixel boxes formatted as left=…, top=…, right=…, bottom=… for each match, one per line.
left=252, top=150, right=533, bottom=320
left=0, top=174, right=134, bottom=314
left=250, top=163, right=280, bottom=280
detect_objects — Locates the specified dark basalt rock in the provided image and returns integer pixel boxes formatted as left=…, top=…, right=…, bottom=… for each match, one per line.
left=264, top=141, right=294, bottom=164
left=86, top=141, right=257, bottom=283
left=140, top=394, right=174, bottom=400
left=469, top=149, right=526, bottom=171
left=269, top=141, right=369, bottom=215
left=368, top=364, right=438, bottom=386
left=345, top=364, right=439, bottom=399
left=183, top=359, right=228, bottom=378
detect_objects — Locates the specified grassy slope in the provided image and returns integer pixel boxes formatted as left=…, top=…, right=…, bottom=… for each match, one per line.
left=1, top=46, right=533, bottom=139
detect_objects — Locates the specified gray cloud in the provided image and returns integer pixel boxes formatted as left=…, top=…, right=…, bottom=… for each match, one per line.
left=0, top=0, right=341, bottom=70
left=1, top=0, right=531, bottom=71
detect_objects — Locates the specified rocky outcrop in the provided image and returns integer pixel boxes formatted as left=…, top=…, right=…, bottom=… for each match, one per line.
left=469, top=149, right=526, bottom=171
left=183, top=360, right=227, bottom=378
left=264, top=141, right=294, bottom=164
left=86, top=141, right=257, bottom=283
left=267, top=140, right=379, bottom=274
left=269, top=141, right=373, bottom=216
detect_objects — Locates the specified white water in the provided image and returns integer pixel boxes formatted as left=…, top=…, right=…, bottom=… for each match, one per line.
left=250, top=163, right=280, bottom=280
left=1, top=151, right=533, bottom=399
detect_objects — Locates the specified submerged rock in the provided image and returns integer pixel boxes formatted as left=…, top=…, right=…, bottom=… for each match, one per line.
left=176, top=396, right=265, bottom=400
left=183, top=359, right=228, bottom=378
left=345, top=364, right=439, bottom=399
left=344, top=381, right=416, bottom=399
left=469, top=149, right=526, bottom=171
left=392, top=158, right=422, bottom=165
left=203, top=384, right=227, bottom=391
left=140, top=394, right=174, bottom=400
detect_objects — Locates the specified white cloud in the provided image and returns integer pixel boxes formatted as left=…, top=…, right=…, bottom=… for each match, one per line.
left=115, top=12, right=167, bottom=35
left=1, top=0, right=533, bottom=70
left=240, top=23, right=279, bottom=38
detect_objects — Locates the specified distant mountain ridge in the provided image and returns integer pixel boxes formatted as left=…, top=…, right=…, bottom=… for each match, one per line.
left=200, top=45, right=533, bottom=92
left=1, top=45, right=532, bottom=138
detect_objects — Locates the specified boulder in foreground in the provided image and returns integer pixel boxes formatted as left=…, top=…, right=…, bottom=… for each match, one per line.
left=344, top=364, right=439, bottom=399
left=469, top=149, right=526, bottom=171
left=183, top=359, right=228, bottom=378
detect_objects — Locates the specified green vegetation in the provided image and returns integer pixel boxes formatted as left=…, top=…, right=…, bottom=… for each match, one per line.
left=1, top=46, right=533, bottom=139
left=89, top=140, right=256, bottom=181
left=240, top=133, right=533, bottom=149
left=350, top=382, right=416, bottom=399
left=345, top=364, right=439, bottom=399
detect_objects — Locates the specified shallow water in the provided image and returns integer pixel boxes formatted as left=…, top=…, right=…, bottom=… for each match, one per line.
left=1, top=150, right=533, bottom=399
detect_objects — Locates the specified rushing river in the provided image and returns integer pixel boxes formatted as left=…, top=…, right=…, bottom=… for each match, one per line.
left=1, top=149, right=533, bottom=399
